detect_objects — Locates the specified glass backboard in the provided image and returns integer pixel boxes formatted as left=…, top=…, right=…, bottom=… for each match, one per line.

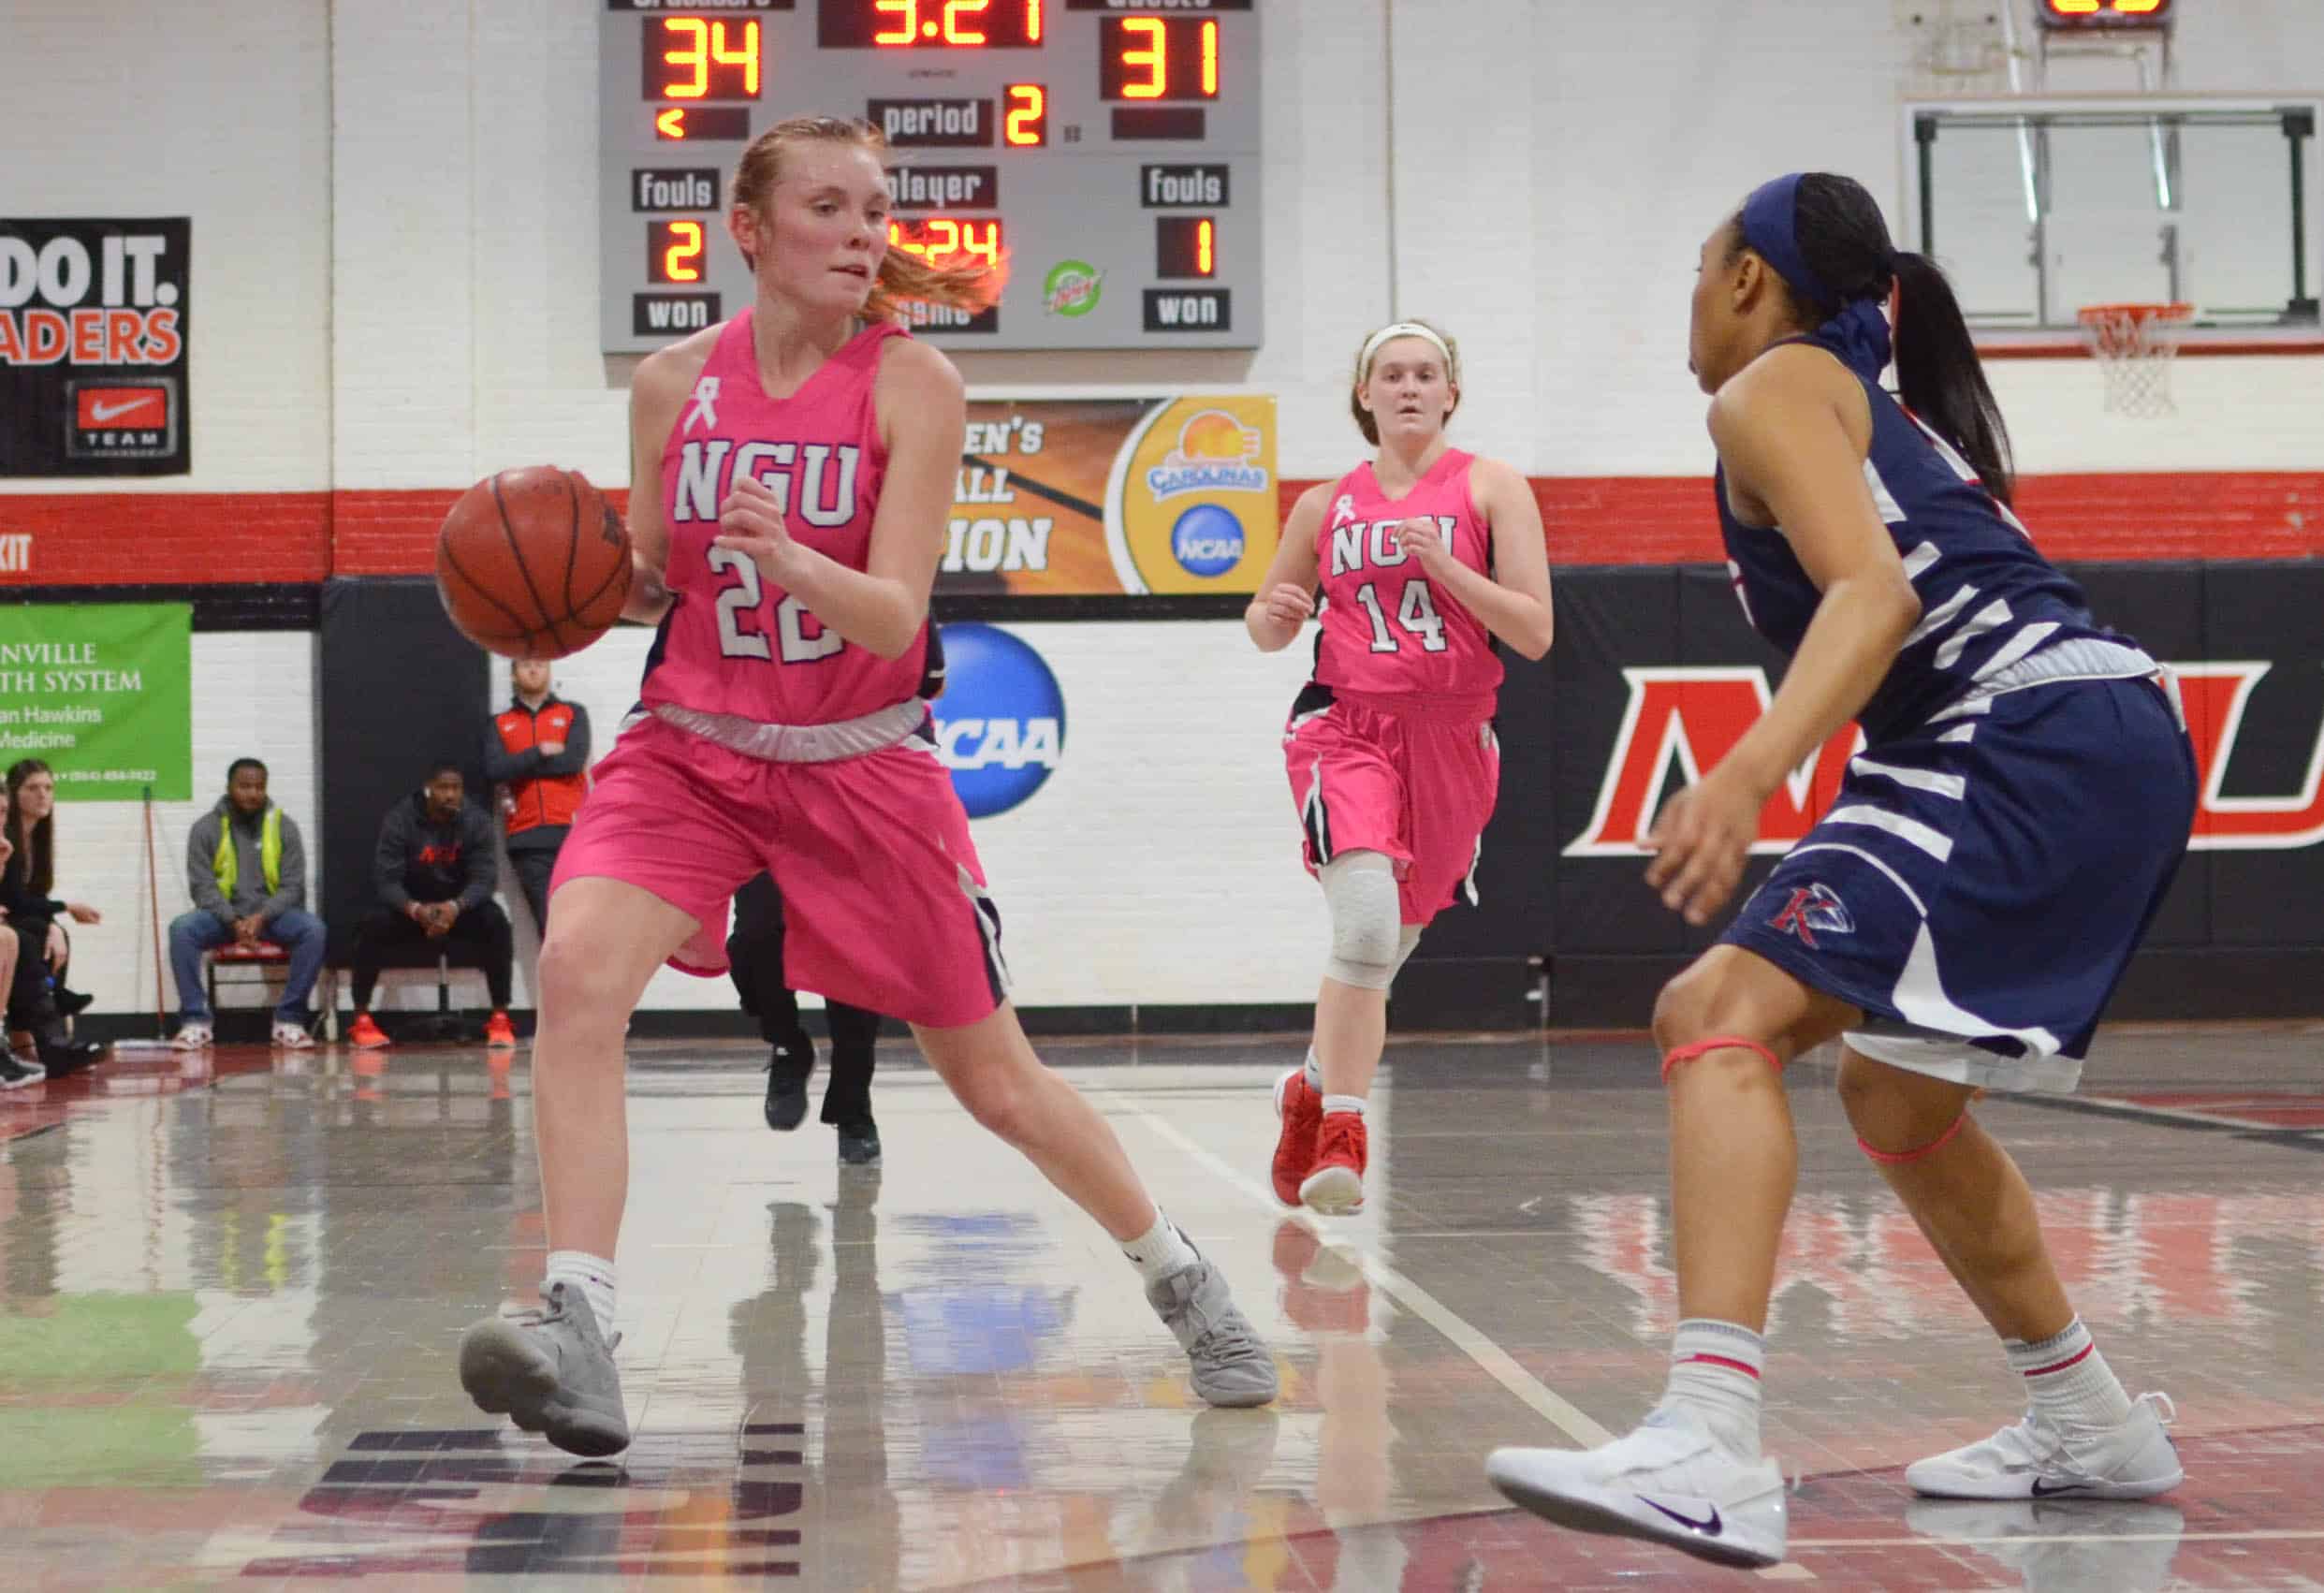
left=1903, top=95, right=2321, bottom=346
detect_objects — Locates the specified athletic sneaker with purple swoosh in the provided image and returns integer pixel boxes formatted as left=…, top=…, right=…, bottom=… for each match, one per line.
left=1486, top=1406, right=1789, bottom=1570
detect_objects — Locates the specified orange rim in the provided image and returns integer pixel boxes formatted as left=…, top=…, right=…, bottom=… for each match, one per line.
left=2076, top=302, right=2195, bottom=326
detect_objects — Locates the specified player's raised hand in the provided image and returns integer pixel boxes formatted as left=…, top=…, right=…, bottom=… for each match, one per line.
left=1643, top=771, right=1761, bottom=927
left=1259, top=583, right=1316, bottom=628
left=714, top=473, right=805, bottom=586
left=1392, top=516, right=1451, bottom=572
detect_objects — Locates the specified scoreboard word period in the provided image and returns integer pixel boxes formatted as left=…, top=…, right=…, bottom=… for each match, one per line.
left=600, top=0, right=1262, bottom=353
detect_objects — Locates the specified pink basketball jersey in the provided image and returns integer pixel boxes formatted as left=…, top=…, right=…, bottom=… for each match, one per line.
left=644, top=314, right=927, bottom=727
left=1310, top=447, right=1502, bottom=705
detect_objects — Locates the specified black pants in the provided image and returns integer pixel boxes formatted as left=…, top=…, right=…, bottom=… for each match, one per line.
left=509, top=843, right=562, bottom=935
left=21, top=918, right=77, bottom=1004
left=728, top=872, right=882, bottom=1127
left=6, top=922, right=50, bottom=1029
left=351, top=902, right=515, bottom=1010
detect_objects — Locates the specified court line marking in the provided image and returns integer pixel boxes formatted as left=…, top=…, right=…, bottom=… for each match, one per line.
left=1123, top=1103, right=1615, bottom=1448
left=1792, top=1528, right=2324, bottom=1547
left=2000, top=1089, right=2324, bottom=1153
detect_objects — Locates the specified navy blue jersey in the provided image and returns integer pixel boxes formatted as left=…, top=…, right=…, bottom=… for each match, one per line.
left=1710, top=341, right=2193, bottom=1082
left=1717, top=352, right=2127, bottom=743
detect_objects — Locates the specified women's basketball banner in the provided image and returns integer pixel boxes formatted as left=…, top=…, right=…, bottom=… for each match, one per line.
left=941, top=395, right=1277, bottom=596
left=0, top=603, right=192, bottom=799
left=0, top=218, right=192, bottom=477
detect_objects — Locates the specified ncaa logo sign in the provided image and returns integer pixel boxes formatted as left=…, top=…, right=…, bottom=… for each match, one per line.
left=931, top=622, right=1064, bottom=818
left=1169, top=503, right=1245, bottom=578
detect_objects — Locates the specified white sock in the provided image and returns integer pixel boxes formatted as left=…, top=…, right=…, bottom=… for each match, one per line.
left=1302, top=1046, right=1323, bottom=1091
left=2008, top=1318, right=2133, bottom=1436
left=546, top=1250, right=618, bottom=1334
left=1121, top=1211, right=1200, bottom=1283
left=1659, top=1318, right=1764, bottom=1461
left=1321, top=1094, right=1366, bottom=1118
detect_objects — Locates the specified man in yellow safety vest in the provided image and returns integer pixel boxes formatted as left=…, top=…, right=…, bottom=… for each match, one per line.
left=169, top=758, right=328, bottom=1049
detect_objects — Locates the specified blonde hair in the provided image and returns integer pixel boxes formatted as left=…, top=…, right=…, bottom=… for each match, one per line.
left=1349, top=317, right=1462, bottom=445
left=729, top=115, right=1005, bottom=321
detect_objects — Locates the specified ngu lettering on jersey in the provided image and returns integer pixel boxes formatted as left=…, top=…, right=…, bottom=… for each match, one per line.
left=1328, top=516, right=1455, bottom=577
left=671, top=438, right=862, bottom=526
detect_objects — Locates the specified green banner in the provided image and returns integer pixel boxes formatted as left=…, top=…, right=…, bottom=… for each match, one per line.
left=0, top=602, right=191, bottom=800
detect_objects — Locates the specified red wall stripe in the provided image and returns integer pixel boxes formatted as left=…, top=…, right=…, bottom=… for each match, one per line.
left=1282, top=472, right=2324, bottom=565
left=1, top=474, right=2318, bottom=587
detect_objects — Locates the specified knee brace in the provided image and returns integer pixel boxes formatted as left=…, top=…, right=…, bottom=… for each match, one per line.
left=1389, top=923, right=1423, bottom=985
left=1660, top=1035, right=1783, bottom=1085
left=1858, top=1110, right=1971, bottom=1165
left=1319, top=854, right=1403, bottom=990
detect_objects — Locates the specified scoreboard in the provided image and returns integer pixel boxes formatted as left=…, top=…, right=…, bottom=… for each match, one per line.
left=598, top=1, right=1263, bottom=353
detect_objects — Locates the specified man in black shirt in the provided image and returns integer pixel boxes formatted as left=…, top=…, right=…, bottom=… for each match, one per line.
left=347, top=763, right=517, bottom=1049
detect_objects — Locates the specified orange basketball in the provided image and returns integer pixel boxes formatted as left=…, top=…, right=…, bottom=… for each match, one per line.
left=435, top=466, right=633, bottom=660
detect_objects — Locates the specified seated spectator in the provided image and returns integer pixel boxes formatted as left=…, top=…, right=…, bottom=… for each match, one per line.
left=0, top=779, right=99, bottom=1081
left=168, top=758, right=329, bottom=1050
left=4, top=758, right=101, bottom=1019
left=486, top=658, right=591, bottom=936
left=0, top=859, right=24, bottom=1089
left=347, top=762, right=516, bottom=1051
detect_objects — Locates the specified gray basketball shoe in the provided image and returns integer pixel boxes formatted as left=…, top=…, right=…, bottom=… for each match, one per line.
left=1147, top=1248, right=1279, bottom=1409
left=458, top=1280, right=631, bottom=1456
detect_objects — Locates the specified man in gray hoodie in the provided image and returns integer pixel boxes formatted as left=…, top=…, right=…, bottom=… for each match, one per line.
left=169, top=758, right=328, bottom=1048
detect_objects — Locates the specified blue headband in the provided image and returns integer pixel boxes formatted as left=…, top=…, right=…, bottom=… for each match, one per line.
left=1737, top=172, right=1893, bottom=381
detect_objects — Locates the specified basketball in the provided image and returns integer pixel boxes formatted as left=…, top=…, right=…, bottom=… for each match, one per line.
left=435, top=465, right=634, bottom=660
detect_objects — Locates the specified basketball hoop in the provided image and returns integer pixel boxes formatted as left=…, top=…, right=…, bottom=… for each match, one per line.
left=2076, top=302, right=2194, bottom=417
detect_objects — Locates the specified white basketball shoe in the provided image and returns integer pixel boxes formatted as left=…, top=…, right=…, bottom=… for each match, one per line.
left=1486, top=1407, right=1788, bottom=1570
left=1906, top=1392, right=2182, bottom=1500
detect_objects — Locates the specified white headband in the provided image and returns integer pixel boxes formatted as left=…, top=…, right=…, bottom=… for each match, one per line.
left=1358, top=321, right=1454, bottom=375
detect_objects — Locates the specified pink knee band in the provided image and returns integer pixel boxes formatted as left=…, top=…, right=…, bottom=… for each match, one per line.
left=1859, top=1111, right=1970, bottom=1165
left=1660, top=1035, right=1783, bottom=1085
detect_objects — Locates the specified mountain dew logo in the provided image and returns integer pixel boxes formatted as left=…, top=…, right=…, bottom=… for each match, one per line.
left=1041, top=259, right=1103, bottom=317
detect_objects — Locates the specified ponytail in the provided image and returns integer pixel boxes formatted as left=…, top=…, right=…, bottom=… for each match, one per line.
left=866, top=242, right=1005, bottom=325
left=1761, top=175, right=2018, bottom=505
left=1890, top=250, right=2015, bottom=505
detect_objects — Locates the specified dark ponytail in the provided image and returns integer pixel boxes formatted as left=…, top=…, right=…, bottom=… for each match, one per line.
left=1888, top=249, right=2015, bottom=505
left=1758, top=173, right=2017, bottom=505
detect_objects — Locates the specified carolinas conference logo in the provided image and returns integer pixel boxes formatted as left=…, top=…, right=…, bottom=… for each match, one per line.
left=1147, top=408, right=1268, bottom=503
left=1146, top=409, right=1266, bottom=578
left=930, top=622, right=1065, bottom=819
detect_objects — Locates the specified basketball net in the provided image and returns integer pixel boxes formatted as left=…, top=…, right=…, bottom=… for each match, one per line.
left=2077, top=302, right=2194, bottom=418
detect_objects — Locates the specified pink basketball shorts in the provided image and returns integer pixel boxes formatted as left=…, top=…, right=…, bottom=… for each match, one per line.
left=550, top=714, right=1007, bottom=1030
left=1282, top=688, right=1500, bottom=927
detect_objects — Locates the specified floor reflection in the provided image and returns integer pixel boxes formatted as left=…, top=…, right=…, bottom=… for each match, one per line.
left=0, top=1027, right=2319, bottom=1588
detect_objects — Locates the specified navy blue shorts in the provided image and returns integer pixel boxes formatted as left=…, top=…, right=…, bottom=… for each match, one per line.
left=1721, top=674, right=2196, bottom=1092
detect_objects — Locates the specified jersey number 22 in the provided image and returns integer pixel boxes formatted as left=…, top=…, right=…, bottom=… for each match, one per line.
left=707, top=547, right=844, bottom=664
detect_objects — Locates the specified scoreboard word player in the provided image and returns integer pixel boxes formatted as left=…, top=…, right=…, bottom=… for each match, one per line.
left=600, top=1, right=1263, bottom=353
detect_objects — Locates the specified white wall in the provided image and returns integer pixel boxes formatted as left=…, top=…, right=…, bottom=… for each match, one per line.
left=14, top=1, right=2324, bottom=1015
left=0, top=0, right=332, bottom=499
left=1515, top=0, right=2324, bottom=475
left=8, top=0, right=2317, bottom=504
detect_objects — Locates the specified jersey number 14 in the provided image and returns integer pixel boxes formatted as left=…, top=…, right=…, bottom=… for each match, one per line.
left=1354, top=578, right=1448, bottom=653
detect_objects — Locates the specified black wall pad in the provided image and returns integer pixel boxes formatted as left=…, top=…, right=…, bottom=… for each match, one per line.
left=317, top=577, right=490, bottom=964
